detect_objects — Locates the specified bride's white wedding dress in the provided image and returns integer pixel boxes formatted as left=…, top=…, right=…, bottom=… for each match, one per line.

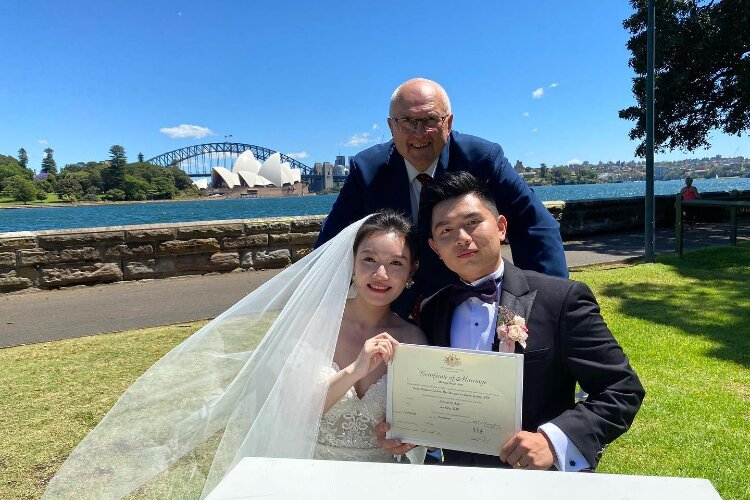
left=43, top=216, right=421, bottom=499
left=314, top=364, right=397, bottom=462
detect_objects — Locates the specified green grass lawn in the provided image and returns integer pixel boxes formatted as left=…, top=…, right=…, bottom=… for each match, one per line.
left=0, top=193, right=63, bottom=205
left=1, top=244, right=748, bottom=499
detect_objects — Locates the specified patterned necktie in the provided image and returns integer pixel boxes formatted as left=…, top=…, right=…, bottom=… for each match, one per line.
left=449, top=279, right=498, bottom=306
left=416, top=173, right=433, bottom=204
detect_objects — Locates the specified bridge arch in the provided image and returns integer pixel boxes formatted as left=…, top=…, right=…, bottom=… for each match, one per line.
left=147, top=143, right=313, bottom=176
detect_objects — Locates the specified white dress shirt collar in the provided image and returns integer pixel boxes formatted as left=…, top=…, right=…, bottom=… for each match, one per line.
left=404, top=158, right=438, bottom=183
left=464, top=260, right=505, bottom=287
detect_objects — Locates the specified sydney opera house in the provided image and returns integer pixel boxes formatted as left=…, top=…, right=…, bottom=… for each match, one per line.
left=195, top=150, right=309, bottom=196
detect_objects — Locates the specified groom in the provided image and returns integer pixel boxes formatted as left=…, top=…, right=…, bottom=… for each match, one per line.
left=377, top=172, right=644, bottom=471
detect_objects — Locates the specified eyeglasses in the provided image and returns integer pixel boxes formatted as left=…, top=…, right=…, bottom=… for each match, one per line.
left=391, top=115, right=449, bottom=133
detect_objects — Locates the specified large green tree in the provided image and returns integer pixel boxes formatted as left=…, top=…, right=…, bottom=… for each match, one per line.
left=2, top=175, right=38, bottom=204
left=620, top=0, right=750, bottom=156
left=41, top=147, right=58, bottom=175
left=0, top=154, right=33, bottom=190
left=18, top=148, right=28, bottom=168
left=103, top=145, right=127, bottom=191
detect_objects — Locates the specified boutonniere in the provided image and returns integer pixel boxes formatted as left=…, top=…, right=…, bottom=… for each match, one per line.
left=497, top=306, right=528, bottom=352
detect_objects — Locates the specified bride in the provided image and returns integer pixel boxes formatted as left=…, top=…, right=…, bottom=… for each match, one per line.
left=44, top=210, right=424, bottom=499
left=316, top=211, right=426, bottom=462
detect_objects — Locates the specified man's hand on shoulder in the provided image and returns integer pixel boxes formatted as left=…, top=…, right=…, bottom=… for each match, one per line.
left=500, top=431, right=555, bottom=470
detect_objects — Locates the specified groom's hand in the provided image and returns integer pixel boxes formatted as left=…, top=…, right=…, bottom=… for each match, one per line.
left=374, top=422, right=416, bottom=456
left=500, top=431, right=554, bottom=470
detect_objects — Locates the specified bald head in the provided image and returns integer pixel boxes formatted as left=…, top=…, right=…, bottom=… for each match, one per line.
left=386, top=78, right=454, bottom=172
left=389, top=78, right=452, bottom=117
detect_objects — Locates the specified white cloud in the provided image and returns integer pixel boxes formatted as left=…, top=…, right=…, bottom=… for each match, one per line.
left=522, top=112, right=530, bottom=117
left=344, top=133, right=373, bottom=147
left=37, top=139, right=48, bottom=145
left=525, top=152, right=535, bottom=157
left=531, top=128, right=539, bottom=133
left=160, top=124, right=214, bottom=139
left=532, top=88, right=544, bottom=99
left=286, top=151, right=310, bottom=159
left=372, top=123, right=380, bottom=130
left=549, top=82, right=559, bottom=88
left=567, top=158, right=582, bottom=165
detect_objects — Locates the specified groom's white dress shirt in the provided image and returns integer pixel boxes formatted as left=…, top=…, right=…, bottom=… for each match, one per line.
left=450, top=261, right=590, bottom=472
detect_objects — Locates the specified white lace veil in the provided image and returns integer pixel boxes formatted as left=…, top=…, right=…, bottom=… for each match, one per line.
left=43, top=216, right=371, bottom=499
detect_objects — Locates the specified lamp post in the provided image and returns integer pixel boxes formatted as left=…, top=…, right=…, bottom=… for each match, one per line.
left=644, top=0, right=656, bottom=262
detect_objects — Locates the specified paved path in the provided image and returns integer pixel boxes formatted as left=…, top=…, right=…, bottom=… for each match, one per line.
left=1, top=223, right=746, bottom=348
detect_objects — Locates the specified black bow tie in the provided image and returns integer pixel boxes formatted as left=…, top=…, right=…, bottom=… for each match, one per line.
left=449, top=279, right=498, bottom=305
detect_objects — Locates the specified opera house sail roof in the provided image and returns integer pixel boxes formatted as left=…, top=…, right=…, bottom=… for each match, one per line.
left=209, top=150, right=302, bottom=189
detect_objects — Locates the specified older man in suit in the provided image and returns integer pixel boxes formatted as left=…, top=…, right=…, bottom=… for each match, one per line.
left=378, top=172, right=644, bottom=471
left=316, top=78, right=567, bottom=318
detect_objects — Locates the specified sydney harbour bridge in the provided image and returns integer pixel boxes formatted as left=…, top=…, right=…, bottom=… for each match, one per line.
left=146, top=142, right=345, bottom=190
left=147, top=142, right=312, bottom=176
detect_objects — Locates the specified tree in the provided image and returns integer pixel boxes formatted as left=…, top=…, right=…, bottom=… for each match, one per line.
left=2, top=175, right=38, bottom=204
left=151, top=175, right=177, bottom=199
left=18, top=148, right=28, bottom=168
left=56, top=177, right=84, bottom=201
left=539, top=163, right=548, bottom=179
left=103, top=145, right=127, bottom=191
left=620, top=0, right=750, bottom=156
left=137, top=152, right=145, bottom=163
left=41, top=147, right=58, bottom=175
left=122, top=174, right=150, bottom=200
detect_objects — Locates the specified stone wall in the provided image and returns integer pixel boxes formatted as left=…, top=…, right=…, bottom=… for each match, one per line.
left=0, top=216, right=324, bottom=293
left=2, top=191, right=748, bottom=293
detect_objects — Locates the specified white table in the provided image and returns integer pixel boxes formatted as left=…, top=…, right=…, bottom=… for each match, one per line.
left=205, top=457, right=721, bottom=500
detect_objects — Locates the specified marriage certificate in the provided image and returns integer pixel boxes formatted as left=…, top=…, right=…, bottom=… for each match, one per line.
left=386, top=344, right=523, bottom=456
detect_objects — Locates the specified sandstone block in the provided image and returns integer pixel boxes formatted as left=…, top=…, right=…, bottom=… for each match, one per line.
left=18, top=247, right=100, bottom=266
left=269, top=233, right=292, bottom=244
left=0, top=252, right=16, bottom=268
left=177, top=224, right=244, bottom=239
left=209, top=252, right=240, bottom=271
left=124, top=260, right=156, bottom=280
left=0, top=237, right=36, bottom=251
left=158, top=238, right=220, bottom=255
left=240, top=250, right=253, bottom=268
left=0, top=276, right=33, bottom=292
left=289, top=232, right=318, bottom=244
left=245, top=221, right=290, bottom=234
left=39, top=263, right=123, bottom=287
left=222, top=234, right=268, bottom=249
left=125, top=228, right=176, bottom=241
left=291, top=218, right=323, bottom=232
left=253, top=249, right=291, bottom=269
left=38, top=231, right=124, bottom=248
left=105, top=244, right=154, bottom=259
left=123, top=258, right=173, bottom=280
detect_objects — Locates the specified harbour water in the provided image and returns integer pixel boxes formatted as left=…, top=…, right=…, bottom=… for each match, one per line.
left=2, top=178, right=749, bottom=233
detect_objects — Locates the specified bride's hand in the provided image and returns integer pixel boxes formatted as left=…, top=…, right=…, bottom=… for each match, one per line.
left=348, top=333, right=398, bottom=380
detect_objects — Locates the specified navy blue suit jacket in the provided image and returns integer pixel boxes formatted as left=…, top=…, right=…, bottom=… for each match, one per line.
left=315, top=131, right=567, bottom=318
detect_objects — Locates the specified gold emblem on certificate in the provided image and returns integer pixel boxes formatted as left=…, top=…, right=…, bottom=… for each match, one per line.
left=386, top=344, right=523, bottom=456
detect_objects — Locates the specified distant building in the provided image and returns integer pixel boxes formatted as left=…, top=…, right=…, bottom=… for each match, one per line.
left=335, top=155, right=346, bottom=166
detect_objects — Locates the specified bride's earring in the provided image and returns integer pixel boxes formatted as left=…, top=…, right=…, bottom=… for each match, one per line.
left=405, top=278, right=414, bottom=289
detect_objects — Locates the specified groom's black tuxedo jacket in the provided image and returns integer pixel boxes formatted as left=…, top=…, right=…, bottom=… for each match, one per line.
left=419, top=260, right=645, bottom=469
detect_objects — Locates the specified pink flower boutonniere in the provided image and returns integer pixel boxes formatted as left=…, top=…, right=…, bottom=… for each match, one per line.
left=497, top=306, right=528, bottom=352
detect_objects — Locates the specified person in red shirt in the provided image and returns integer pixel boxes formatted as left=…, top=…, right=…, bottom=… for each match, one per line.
left=680, top=177, right=700, bottom=229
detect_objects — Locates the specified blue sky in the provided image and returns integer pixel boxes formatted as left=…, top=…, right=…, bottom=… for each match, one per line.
left=1, top=0, right=746, bottom=171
